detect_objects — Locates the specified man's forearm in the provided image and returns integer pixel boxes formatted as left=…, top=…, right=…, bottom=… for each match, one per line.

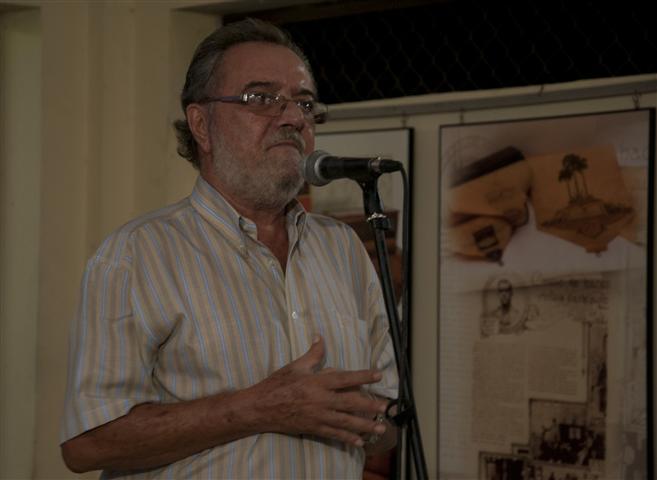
left=61, top=337, right=389, bottom=474
left=61, top=390, right=256, bottom=473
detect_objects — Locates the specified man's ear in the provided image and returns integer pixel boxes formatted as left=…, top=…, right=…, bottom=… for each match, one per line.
left=186, top=104, right=212, bottom=155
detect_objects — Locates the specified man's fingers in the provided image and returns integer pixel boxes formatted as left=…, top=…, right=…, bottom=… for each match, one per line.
left=323, top=410, right=387, bottom=439
left=320, top=368, right=383, bottom=390
left=315, top=425, right=366, bottom=448
left=330, top=390, right=388, bottom=415
left=312, top=411, right=387, bottom=447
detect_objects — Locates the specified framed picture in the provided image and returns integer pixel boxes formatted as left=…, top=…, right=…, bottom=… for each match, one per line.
left=437, top=109, right=654, bottom=480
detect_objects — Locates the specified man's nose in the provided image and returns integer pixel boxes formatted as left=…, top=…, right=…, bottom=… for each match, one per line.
left=277, top=100, right=307, bottom=128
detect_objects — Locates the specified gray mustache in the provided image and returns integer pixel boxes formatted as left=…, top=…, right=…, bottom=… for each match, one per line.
left=269, top=128, right=305, bottom=152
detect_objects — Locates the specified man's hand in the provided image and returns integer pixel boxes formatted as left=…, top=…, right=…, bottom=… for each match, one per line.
left=248, top=335, right=388, bottom=447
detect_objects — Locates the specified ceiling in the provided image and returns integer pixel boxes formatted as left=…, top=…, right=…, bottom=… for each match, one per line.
left=185, top=0, right=444, bottom=23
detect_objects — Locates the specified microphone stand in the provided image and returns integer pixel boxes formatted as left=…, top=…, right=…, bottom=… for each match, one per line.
left=358, top=176, right=428, bottom=480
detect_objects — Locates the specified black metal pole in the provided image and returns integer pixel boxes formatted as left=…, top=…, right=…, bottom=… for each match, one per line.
left=360, top=178, right=428, bottom=480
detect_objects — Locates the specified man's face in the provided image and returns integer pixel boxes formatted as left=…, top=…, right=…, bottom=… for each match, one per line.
left=497, top=282, right=512, bottom=308
left=203, top=41, right=316, bottom=210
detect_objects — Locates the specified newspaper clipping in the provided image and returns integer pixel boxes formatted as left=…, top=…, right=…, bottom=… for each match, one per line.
left=439, top=110, right=651, bottom=480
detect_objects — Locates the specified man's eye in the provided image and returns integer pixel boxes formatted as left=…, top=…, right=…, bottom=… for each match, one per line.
left=247, top=93, right=277, bottom=106
left=297, top=100, right=315, bottom=112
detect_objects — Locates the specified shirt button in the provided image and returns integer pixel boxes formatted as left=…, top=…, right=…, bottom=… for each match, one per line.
left=291, top=311, right=299, bottom=320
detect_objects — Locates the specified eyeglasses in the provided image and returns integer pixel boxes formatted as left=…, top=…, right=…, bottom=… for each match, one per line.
left=198, top=92, right=328, bottom=124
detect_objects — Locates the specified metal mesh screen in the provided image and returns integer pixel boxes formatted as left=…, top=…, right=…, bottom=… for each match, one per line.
left=272, top=0, right=657, bottom=104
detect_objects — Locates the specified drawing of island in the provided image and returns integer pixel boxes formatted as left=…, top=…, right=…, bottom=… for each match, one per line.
left=541, top=154, right=633, bottom=239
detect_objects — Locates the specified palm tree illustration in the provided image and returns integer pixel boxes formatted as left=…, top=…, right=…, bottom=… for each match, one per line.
left=559, top=154, right=590, bottom=202
left=563, top=153, right=589, bottom=200
left=558, top=165, right=574, bottom=200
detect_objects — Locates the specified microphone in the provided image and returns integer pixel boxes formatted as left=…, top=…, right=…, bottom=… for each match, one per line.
left=302, top=150, right=403, bottom=186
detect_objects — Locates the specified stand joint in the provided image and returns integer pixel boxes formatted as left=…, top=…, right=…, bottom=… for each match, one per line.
left=367, top=212, right=391, bottom=230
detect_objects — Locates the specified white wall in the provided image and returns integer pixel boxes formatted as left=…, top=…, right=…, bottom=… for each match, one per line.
left=1, top=1, right=216, bottom=477
left=0, top=8, right=41, bottom=478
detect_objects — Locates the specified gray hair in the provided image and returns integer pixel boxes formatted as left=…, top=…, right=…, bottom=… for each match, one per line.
left=173, top=18, right=314, bottom=169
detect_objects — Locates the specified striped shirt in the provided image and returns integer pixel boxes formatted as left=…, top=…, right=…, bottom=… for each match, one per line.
left=61, top=176, right=398, bottom=479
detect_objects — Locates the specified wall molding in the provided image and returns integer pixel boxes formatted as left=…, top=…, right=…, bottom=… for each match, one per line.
left=327, top=75, right=657, bottom=120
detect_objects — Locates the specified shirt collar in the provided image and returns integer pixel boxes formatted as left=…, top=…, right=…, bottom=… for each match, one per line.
left=286, top=199, right=307, bottom=252
left=190, top=176, right=308, bottom=254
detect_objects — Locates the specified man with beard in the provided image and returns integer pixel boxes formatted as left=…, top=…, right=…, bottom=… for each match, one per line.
left=60, top=18, right=398, bottom=479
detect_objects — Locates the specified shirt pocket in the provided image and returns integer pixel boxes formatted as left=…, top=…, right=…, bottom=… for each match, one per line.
left=321, top=311, right=372, bottom=371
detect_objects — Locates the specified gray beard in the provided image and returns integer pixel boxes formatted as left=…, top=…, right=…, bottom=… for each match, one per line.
left=211, top=132, right=304, bottom=212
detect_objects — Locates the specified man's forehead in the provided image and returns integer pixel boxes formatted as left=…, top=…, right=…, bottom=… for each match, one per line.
left=218, top=41, right=315, bottom=92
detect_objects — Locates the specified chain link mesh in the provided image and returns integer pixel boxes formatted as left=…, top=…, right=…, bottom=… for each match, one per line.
left=275, top=0, right=657, bottom=104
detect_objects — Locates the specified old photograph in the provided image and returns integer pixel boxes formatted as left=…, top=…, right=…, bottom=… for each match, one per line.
left=529, top=400, right=604, bottom=468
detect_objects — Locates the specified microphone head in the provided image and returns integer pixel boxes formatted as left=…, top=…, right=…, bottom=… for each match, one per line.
left=302, top=150, right=331, bottom=186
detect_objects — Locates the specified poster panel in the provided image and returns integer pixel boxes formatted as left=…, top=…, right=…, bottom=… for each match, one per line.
left=438, top=109, right=654, bottom=480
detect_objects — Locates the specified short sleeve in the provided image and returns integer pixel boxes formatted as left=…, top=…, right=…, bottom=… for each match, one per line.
left=60, top=256, right=159, bottom=442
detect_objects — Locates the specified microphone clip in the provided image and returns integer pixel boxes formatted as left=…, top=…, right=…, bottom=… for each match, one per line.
left=367, top=212, right=391, bottom=231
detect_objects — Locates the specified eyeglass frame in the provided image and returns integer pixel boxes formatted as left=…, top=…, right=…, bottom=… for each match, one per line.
left=196, top=92, right=328, bottom=124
